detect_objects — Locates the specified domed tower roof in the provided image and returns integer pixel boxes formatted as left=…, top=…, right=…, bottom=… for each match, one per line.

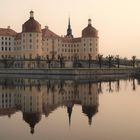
left=23, top=112, right=41, bottom=134
left=22, top=11, right=41, bottom=33
left=82, top=19, right=98, bottom=38
left=82, top=105, right=98, bottom=125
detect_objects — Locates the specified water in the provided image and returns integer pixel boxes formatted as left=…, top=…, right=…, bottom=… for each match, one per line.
left=0, top=77, right=139, bottom=140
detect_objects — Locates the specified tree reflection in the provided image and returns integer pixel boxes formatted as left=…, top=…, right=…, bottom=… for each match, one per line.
left=0, top=77, right=137, bottom=134
left=132, top=79, right=136, bottom=91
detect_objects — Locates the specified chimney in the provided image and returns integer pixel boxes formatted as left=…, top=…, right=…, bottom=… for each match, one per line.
left=45, top=26, right=49, bottom=29
left=7, top=26, right=10, bottom=29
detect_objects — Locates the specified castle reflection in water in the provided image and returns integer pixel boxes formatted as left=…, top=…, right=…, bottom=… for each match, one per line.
left=0, top=77, right=136, bottom=134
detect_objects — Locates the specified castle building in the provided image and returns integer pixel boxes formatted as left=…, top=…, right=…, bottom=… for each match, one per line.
left=0, top=11, right=99, bottom=62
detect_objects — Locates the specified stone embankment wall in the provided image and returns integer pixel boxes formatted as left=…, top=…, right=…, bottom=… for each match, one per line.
left=0, top=68, right=137, bottom=76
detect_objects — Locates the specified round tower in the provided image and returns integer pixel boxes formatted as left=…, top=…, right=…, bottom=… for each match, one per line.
left=81, top=19, right=99, bottom=60
left=21, top=11, right=42, bottom=60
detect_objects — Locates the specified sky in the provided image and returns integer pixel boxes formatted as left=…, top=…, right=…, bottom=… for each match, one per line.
left=0, top=0, right=140, bottom=58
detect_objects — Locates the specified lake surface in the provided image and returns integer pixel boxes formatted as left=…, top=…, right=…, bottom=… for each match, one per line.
left=0, top=76, right=140, bottom=140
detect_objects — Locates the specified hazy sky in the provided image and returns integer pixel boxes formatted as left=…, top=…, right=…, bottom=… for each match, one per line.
left=0, top=0, right=140, bottom=58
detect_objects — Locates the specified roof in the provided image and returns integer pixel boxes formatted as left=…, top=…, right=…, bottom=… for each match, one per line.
left=82, top=24, right=98, bottom=38
left=0, top=28, right=17, bottom=37
left=0, top=108, right=17, bottom=116
left=82, top=19, right=98, bottom=38
left=22, top=18, right=41, bottom=33
left=15, top=33, right=21, bottom=40
left=42, top=27, right=60, bottom=39
left=62, top=37, right=81, bottom=43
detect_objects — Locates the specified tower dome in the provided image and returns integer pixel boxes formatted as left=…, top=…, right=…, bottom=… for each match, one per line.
left=22, top=11, right=41, bottom=33
left=82, top=19, right=98, bottom=38
left=82, top=105, right=98, bottom=125
left=23, top=112, right=41, bottom=134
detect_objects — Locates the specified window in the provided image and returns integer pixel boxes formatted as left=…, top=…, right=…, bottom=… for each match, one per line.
left=84, top=48, right=86, bottom=52
left=1, top=47, right=4, bottom=51
left=9, top=47, right=11, bottom=51
left=90, top=48, right=92, bottom=51
left=30, top=45, right=32, bottom=49
left=30, top=33, right=32, bottom=37
left=30, top=39, right=32, bottom=43
left=9, top=37, right=11, bottom=40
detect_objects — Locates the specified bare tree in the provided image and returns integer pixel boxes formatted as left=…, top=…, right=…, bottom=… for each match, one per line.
left=98, top=54, right=103, bottom=68
left=88, top=54, right=92, bottom=68
left=36, top=56, right=41, bottom=68
left=58, top=54, right=64, bottom=68
left=116, top=55, right=120, bottom=68
left=132, top=56, right=136, bottom=68
left=47, top=55, right=51, bottom=68
left=108, top=55, right=113, bottom=68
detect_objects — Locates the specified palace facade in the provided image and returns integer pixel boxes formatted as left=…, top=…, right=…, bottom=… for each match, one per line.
left=0, top=11, right=99, bottom=61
